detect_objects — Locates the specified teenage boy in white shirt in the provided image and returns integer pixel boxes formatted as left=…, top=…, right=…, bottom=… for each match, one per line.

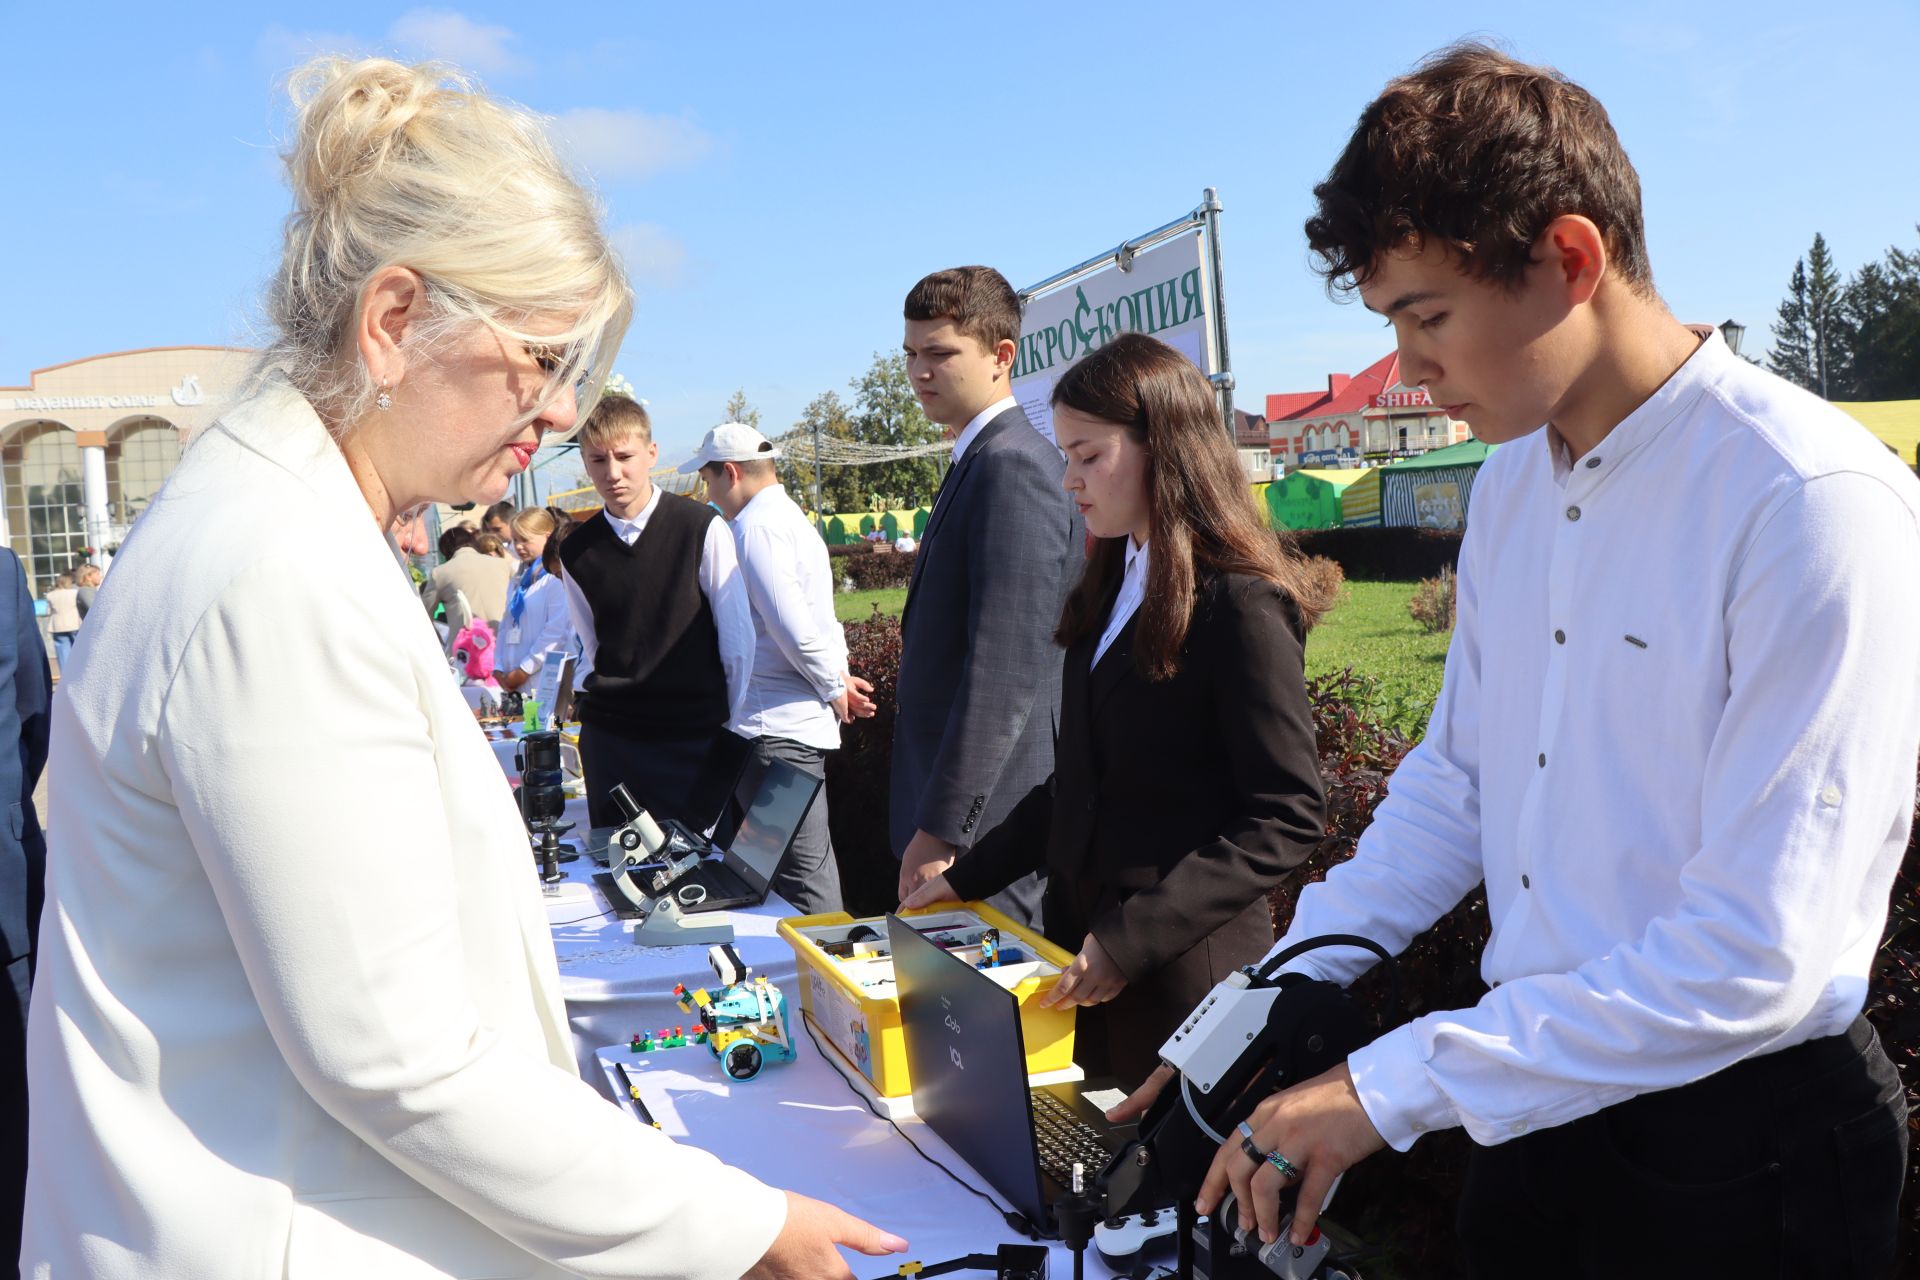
left=689, top=423, right=876, bottom=914
left=1116, top=43, right=1920, bottom=1276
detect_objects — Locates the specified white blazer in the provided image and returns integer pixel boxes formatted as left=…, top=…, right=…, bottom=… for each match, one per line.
left=23, top=377, right=786, bottom=1279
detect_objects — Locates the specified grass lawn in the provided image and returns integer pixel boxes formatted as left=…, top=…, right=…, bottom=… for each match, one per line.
left=1305, top=580, right=1452, bottom=732
left=835, top=587, right=908, bottom=623
left=834, top=580, right=1450, bottom=727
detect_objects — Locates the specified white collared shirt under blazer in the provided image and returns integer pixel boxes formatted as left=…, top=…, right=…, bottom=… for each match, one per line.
left=1270, top=329, right=1920, bottom=1151
left=23, top=374, right=785, bottom=1279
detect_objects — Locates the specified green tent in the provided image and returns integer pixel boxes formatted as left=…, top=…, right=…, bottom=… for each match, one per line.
left=1267, top=468, right=1361, bottom=530
left=1376, top=439, right=1497, bottom=529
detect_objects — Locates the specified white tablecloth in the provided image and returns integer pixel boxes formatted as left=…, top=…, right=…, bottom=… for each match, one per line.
left=594, top=1036, right=1126, bottom=1279
left=537, top=797, right=806, bottom=1086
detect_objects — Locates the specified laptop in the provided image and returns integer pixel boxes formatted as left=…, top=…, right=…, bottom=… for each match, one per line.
left=588, top=730, right=755, bottom=867
left=594, top=755, right=820, bottom=916
left=888, top=913, right=1145, bottom=1236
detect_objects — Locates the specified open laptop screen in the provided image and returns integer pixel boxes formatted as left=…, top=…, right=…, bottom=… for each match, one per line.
left=720, top=757, right=819, bottom=900
left=888, top=913, right=1049, bottom=1229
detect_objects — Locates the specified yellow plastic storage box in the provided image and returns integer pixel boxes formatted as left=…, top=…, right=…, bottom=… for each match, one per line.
left=777, top=903, right=1077, bottom=1099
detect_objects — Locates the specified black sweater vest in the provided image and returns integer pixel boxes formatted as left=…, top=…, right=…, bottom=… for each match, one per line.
left=559, top=495, right=728, bottom=736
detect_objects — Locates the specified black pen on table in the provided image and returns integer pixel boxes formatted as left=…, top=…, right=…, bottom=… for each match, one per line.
left=612, top=1062, right=659, bottom=1128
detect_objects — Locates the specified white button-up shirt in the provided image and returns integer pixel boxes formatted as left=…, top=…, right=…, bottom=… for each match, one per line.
left=727, top=484, right=849, bottom=751
left=1093, top=538, right=1149, bottom=666
left=557, top=487, right=756, bottom=725
left=1272, top=329, right=1920, bottom=1151
left=950, top=395, right=1018, bottom=466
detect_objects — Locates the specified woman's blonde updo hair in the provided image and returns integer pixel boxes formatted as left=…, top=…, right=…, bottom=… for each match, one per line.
left=263, top=56, right=631, bottom=434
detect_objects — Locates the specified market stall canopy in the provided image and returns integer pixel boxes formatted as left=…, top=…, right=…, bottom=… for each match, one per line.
left=1268, top=468, right=1361, bottom=530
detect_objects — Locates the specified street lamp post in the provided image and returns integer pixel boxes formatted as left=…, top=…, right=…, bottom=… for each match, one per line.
left=1718, top=318, right=1746, bottom=358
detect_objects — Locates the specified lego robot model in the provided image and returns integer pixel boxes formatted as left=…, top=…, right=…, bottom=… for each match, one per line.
left=673, top=943, right=797, bottom=1082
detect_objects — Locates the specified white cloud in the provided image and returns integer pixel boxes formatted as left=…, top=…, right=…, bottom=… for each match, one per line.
left=610, top=223, right=690, bottom=289
left=388, top=9, right=527, bottom=76
left=550, top=108, right=713, bottom=183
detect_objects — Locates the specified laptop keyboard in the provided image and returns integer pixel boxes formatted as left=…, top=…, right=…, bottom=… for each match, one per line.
left=1030, top=1091, right=1113, bottom=1185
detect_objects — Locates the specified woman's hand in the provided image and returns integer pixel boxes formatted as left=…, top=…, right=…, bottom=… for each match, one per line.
left=899, top=872, right=960, bottom=911
left=746, top=1190, right=906, bottom=1280
left=1039, top=933, right=1127, bottom=1009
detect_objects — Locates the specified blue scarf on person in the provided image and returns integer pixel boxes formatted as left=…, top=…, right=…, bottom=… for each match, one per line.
left=507, top=560, right=545, bottom=626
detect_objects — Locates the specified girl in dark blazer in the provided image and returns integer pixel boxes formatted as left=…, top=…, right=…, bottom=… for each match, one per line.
left=904, top=332, right=1334, bottom=1085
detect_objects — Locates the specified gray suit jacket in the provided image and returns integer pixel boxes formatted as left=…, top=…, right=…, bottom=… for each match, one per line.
left=890, top=405, right=1081, bottom=919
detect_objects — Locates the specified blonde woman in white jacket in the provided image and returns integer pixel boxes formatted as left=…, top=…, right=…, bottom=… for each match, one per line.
left=22, top=56, right=904, bottom=1280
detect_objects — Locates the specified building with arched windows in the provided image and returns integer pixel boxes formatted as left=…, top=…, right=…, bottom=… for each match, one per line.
left=1266, top=350, right=1473, bottom=470
left=2, top=347, right=253, bottom=596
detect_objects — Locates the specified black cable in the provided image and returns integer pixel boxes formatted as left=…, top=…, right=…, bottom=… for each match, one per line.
left=1255, top=932, right=1403, bottom=1020
left=548, top=905, right=618, bottom=926
left=799, top=1016, right=1040, bottom=1241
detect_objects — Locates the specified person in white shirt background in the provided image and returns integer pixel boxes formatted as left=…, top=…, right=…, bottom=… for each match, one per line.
left=1106, top=43, right=1920, bottom=1277
left=495, top=506, right=575, bottom=725
left=690, top=423, right=877, bottom=913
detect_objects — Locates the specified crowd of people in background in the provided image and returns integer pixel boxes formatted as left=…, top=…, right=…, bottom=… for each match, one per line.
left=7, top=37, right=1920, bottom=1280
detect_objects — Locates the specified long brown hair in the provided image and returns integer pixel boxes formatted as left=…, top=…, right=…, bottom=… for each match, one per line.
left=1053, top=333, right=1333, bottom=680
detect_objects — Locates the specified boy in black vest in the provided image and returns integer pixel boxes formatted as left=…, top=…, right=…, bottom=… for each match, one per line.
left=558, top=394, right=754, bottom=828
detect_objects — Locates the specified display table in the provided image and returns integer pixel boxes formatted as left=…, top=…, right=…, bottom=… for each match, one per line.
left=537, top=798, right=804, bottom=1086
left=593, top=1036, right=1128, bottom=1280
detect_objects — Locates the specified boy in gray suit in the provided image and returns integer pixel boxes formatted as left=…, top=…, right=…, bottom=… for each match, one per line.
left=892, top=266, right=1081, bottom=926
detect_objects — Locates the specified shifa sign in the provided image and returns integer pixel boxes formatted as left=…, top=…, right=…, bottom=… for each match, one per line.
left=1012, top=230, right=1219, bottom=444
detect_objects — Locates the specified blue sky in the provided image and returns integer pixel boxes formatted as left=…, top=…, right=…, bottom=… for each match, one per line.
left=3, top=1, right=1916, bottom=472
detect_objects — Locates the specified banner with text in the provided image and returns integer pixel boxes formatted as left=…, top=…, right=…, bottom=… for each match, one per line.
left=1012, top=231, right=1216, bottom=444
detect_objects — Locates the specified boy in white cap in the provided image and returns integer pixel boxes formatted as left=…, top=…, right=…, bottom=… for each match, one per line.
left=687, top=423, right=875, bottom=912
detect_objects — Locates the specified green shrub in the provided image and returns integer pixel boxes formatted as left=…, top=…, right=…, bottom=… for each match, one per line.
left=844, top=549, right=918, bottom=591
left=1407, top=567, right=1456, bottom=633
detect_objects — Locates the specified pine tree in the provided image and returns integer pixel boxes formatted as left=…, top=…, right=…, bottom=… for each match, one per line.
left=1837, top=233, right=1920, bottom=401
left=1768, top=258, right=1815, bottom=391
left=1804, top=233, right=1845, bottom=398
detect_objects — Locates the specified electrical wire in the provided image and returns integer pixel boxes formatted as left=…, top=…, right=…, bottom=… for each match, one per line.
left=798, top=1016, right=1040, bottom=1241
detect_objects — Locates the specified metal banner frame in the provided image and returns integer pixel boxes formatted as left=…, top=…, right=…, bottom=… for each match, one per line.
left=1017, top=187, right=1234, bottom=436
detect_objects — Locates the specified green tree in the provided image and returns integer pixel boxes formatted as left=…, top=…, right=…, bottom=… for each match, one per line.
left=847, top=351, right=944, bottom=508
left=1768, top=258, right=1815, bottom=390
left=779, top=390, right=863, bottom=515
left=1768, top=234, right=1844, bottom=397
left=722, top=389, right=762, bottom=430
left=1835, top=232, right=1920, bottom=401
left=1804, top=233, right=1846, bottom=398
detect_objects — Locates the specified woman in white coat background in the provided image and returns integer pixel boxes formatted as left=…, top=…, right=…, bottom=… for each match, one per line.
left=22, top=56, right=904, bottom=1280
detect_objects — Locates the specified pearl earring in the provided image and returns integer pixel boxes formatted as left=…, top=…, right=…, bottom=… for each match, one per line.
left=375, top=382, right=393, bottom=411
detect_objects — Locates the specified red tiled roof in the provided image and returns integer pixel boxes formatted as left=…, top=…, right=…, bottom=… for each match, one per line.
left=1268, top=351, right=1434, bottom=425
left=1266, top=390, right=1328, bottom=420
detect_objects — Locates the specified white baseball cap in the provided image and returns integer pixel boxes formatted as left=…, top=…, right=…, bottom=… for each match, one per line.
left=678, top=422, right=783, bottom=473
